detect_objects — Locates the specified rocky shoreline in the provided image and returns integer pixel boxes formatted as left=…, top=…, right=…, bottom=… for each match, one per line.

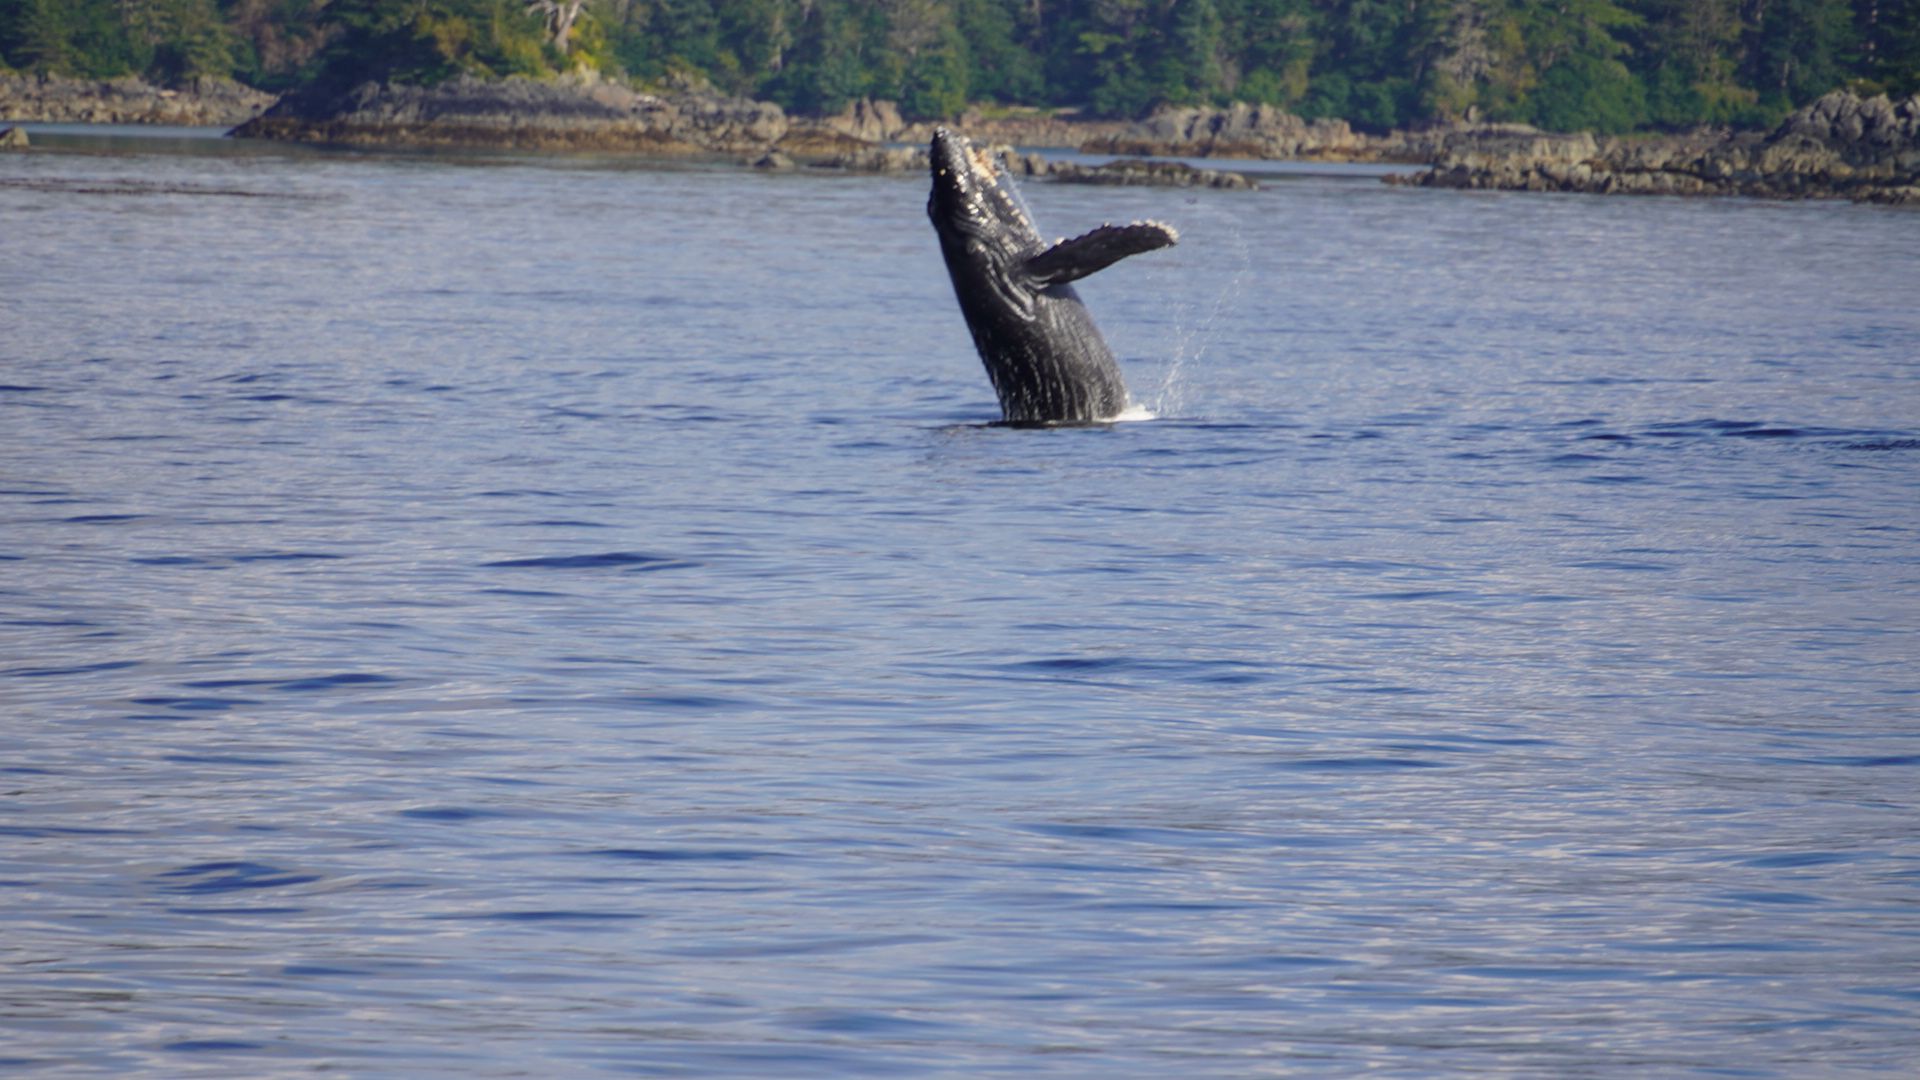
left=232, top=76, right=1252, bottom=190
left=1087, top=102, right=1379, bottom=160
left=9, top=70, right=1915, bottom=204
left=0, top=73, right=276, bottom=126
left=1007, top=154, right=1256, bottom=190
left=233, top=74, right=800, bottom=156
left=1400, top=91, right=1920, bottom=205
left=816, top=97, right=1130, bottom=152
left=1079, top=102, right=1559, bottom=165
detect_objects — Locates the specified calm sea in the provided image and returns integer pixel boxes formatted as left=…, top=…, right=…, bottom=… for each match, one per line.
left=3, top=128, right=1918, bottom=1077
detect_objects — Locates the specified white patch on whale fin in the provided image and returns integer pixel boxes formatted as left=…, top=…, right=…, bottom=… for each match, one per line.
left=1021, top=221, right=1179, bottom=288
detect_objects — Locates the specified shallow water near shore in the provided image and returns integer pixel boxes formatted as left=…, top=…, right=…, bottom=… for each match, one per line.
left=3, top=138, right=1919, bottom=1077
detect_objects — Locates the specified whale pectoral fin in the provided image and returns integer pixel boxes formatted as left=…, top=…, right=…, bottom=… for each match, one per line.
left=1021, top=221, right=1179, bottom=288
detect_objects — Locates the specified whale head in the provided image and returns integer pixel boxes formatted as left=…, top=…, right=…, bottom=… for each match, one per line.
left=927, top=128, right=1041, bottom=271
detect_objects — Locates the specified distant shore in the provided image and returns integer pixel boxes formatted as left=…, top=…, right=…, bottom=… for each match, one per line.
left=9, top=71, right=1916, bottom=204
left=0, top=73, right=275, bottom=127
left=1399, top=91, right=1920, bottom=206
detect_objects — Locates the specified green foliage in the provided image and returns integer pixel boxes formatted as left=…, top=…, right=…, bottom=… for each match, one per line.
left=3, top=0, right=79, bottom=75
left=1529, top=52, right=1646, bottom=132
left=299, top=1, right=575, bottom=92
left=1223, top=0, right=1314, bottom=106
left=1632, top=0, right=1756, bottom=127
left=2, top=0, right=1914, bottom=130
left=1862, top=0, right=1920, bottom=96
left=899, top=21, right=969, bottom=118
left=1742, top=0, right=1856, bottom=114
left=762, top=1, right=871, bottom=114
left=955, top=0, right=1042, bottom=104
left=150, top=0, right=241, bottom=83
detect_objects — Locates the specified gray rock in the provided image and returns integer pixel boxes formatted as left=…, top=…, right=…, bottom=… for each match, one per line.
left=237, top=74, right=790, bottom=154
left=0, top=126, right=28, bottom=149
left=1046, top=157, right=1256, bottom=190
left=1090, top=103, right=1366, bottom=159
left=0, top=73, right=275, bottom=126
left=822, top=98, right=906, bottom=143
left=1407, top=91, right=1920, bottom=203
left=813, top=145, right=926, bottom=172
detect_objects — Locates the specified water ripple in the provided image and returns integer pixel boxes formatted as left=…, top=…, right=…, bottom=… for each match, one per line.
left=153, top=862, right=322, bottom=894
left=3, top=141, right=1914, bottom=1079
left=481, top=551, right=698, bottom=570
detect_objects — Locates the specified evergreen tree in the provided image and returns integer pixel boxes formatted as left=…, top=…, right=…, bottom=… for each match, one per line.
left=1743, top=0, right=1857, bottom=113
left=713, top=0, right=798, bottom=93
left=767, top=1, right=873, bottom=113
left=2, top=0, right=1910, bottom=130
left=900, top=19, right=968, bottom=116
left=5, top=0, right=78, bottom=74
left=1071, top=0, right=1158, bottom=117
left=149, top=0, right=238, bottom=82
left=1219, top=0, right=1314, bottom=106
left=1305, top=0, right=1425, bottom=129
left=308, top=0, right=556, bottom=91
left=1860, top=0, right=1920, bottom=95
left=1631, top=0, right=1757, bottom=127
left=955, top=0, right=1043, bottom=104
left=1412, top=0, right=1498, bottom=123
left=653, top=0, right=721, bottom=73
left=1153, top=0, right=1224, bottom=105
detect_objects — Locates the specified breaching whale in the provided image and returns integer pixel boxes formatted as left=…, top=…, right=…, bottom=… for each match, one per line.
left=926, top=128, right=1178, bottom=425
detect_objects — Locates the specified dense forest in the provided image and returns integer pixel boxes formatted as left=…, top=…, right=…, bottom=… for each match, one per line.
left=3, top=1, right=1917, bottom=132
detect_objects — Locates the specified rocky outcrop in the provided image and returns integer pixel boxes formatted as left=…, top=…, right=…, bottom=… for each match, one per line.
left=1081, top=101, right=1581, bottom=167
left=239, top=76, right=954, bottom=170
left=0, top=126, right=28, bottom=149
left=234, top=74, right=788, bottom=154
left=814, top=98, right=1139, bottom=152
left=1367, top=122, right=1561, bottom=164
left=821, top=97, right=908, bottom=143
left=1407, top=91, right=1920, bottom=204
left=749, top=136, right=1255, bottom=189
left=229, top=77, right=1249, bottom=190
left=794, top=96, right=1133, bottom=150
left=1020, top=155, right=1255, bottom=190
left=0, top=73, right=276, bottom=126
left=803, top=144, right=927, bottom=172
left=1087, top=102, right=1372, bottom=160
left=901, top=108, right=1130, bottom=150
left=1404, top=128, right=1606, bottom=191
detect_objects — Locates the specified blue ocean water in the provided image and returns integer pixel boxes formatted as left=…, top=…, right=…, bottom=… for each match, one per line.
left=3, top=134, right=1919, bottom=1077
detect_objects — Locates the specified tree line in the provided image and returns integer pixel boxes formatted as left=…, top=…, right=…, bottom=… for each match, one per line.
left=4, top=1, right=1917, bottom=132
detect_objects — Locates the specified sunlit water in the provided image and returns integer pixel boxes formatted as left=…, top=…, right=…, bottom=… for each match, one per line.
left=3, top=133, right=1919, bottom=1077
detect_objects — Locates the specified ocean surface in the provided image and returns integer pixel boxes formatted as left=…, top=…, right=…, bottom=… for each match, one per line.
left=3, top=130, right=1918, bottom=1078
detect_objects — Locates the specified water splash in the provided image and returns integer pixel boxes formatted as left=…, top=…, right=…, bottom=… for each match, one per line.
left=1148, top=222, right=1252, bottom=418
left=995, top=150, right=1045, bottom=238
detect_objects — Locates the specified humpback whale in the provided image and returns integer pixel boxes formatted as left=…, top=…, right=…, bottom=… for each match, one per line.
left=926, top=128, right=1178, bottom=425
